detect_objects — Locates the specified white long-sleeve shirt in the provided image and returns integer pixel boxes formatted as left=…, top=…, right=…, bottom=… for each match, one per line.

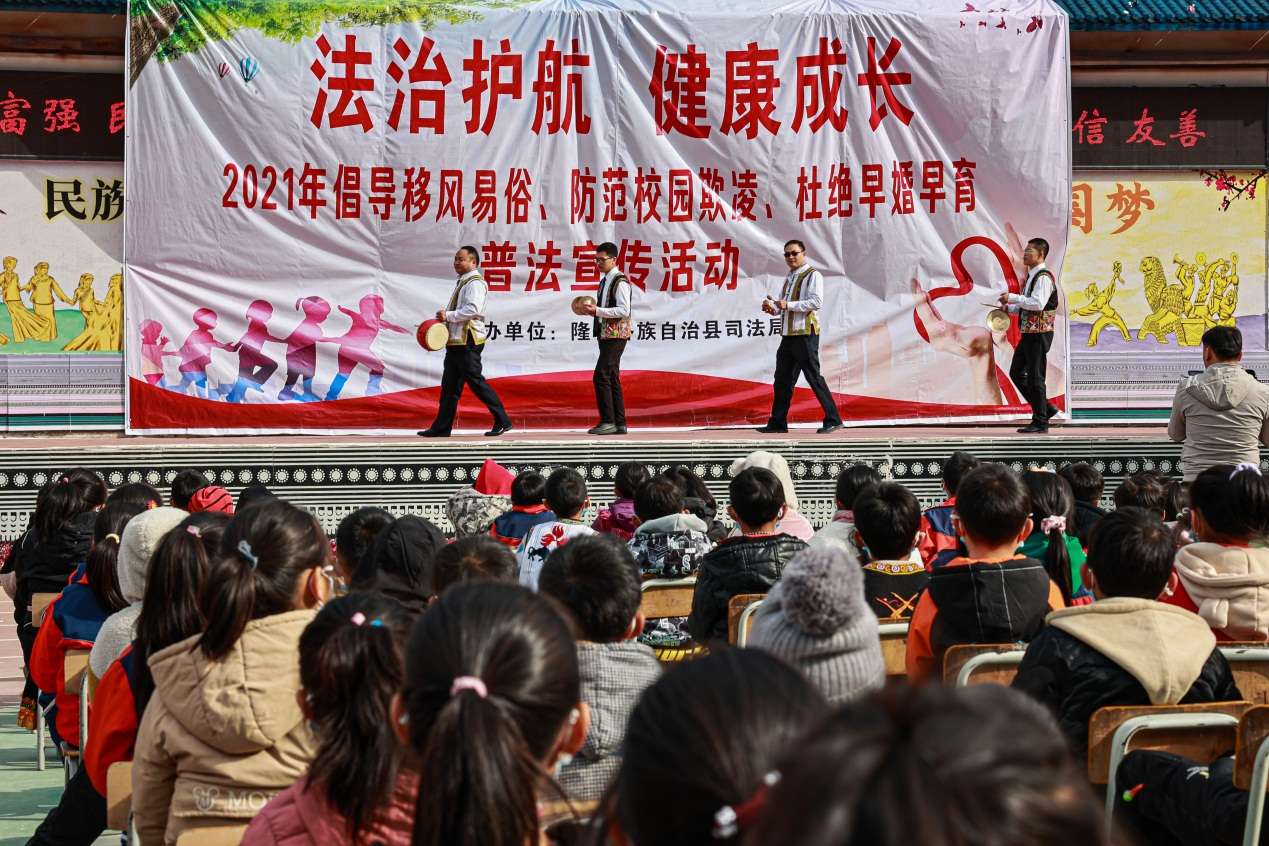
left=444, top=270, right=488, bottom=345
left=1006, top=263, right=1054, bottom=314
left=779, top=265, right=823, bottom=335
left=594, top=267, right=631, bottom=320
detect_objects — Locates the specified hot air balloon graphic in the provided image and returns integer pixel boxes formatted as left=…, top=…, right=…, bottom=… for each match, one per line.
left=217, top=61, right=231, bottom=79
left=239, top=57, right=260, bottom=83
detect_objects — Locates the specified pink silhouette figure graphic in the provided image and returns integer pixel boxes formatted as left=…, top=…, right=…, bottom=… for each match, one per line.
left=139, top=319, right=178, bottom=387
left=322, top=294, right=408, bottom=400
left=224, top=299, right=285, bottom=403
left=278, top=295, right=332, bottom=402
left=173, top=307, right=236, bottom=398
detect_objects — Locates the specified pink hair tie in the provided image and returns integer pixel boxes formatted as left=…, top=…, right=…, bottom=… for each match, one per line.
left=450, top=676, right=488, bottom=699
left=1040, top=515, right=1067, bottom=534
left=351, top=612, right=366, bottom=626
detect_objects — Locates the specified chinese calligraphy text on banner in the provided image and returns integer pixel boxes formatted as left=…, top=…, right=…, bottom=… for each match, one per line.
left=1063, top=171, right=1265, bottom=383
left=124, top=0, right=1071, bottom=433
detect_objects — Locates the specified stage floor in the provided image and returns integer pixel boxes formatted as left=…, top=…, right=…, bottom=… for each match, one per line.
left=0, top=422, right=1187, bottom=537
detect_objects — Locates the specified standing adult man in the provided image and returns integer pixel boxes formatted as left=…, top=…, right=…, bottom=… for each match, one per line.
left=757, top=239, right=843, bottom=434
left=1000, top=237, right=1060, bottom=434
left=579, top=242, right=631, bottom=435
left=420, top=246, right=513, bottom=438
left=1169, top=325, right=1269, bottom=481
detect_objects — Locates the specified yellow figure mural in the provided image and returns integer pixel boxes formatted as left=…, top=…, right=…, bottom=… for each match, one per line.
left=22, top=261, right=73, bottom=342
left=1072, top=261, right=1131, bottom=346
left=103, top=273, right=123, bottom=351
left=1213, top=253, right=1240, bottom=327
left=61, top=273, right=112, bottom=352
left=1138, top=255, right=1190, bottom=344
left=2, top=255, right=51, bottom=343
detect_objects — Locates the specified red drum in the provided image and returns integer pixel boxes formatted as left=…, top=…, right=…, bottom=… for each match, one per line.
left=416, top=319, right=449, bottom=351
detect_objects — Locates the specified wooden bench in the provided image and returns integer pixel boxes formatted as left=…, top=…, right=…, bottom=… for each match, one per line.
left=1087, top=701, right=1249, bottom=820
left=734, top=598, right=764, bottom=647
left=106, top=760, right=132, bottom=831
left=727, top=593, right=765, bottom=646
left=1234, top=705, right=1269, bottom=846
left=1220, top=643, right=1269, bottom=705
left=878, top=622, right=909, bottom=677
left=30, top=591, right=60, bottom=772
left=640, top=578, right=701, bottom=664
left=60, top=649, right=91, bottom=782
left=942, top=644, right=1026, bottom=687
left=30, top=592, right=58, bottom=628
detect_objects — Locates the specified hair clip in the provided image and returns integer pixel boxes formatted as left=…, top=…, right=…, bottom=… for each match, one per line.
left=186, top=525, right=201, bottom=537
left=351, top=611, right=366, bottom=626
left=103, top=532, right=121, bottom=544
left=450, top=676, right=488, bottom=699
left=369, top=619, right=384, bottom=627
left=236, top=539, right=258, bottom=569
left=59, top=475, right=69, bottom=484
left=1231, top=462, right=1263, bottom=479
left=1040, top=515, right=1067, bottom=534
left=712, top=771, right=780, bottom=840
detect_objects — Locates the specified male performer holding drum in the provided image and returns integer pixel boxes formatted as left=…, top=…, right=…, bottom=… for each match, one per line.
left=578, top=242, right=632, bottom=435
left=998, top=236, right=1059, bottom=434
left=757, top=239, right=843, bottom=434
left=419, top=246, right=514, bottom=438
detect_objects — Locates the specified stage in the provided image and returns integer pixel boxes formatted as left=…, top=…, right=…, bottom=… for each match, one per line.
left=0, top=422, right=1193, bottom=537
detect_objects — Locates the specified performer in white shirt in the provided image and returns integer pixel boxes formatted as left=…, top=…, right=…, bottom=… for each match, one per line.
left=998, top=237, right=1060, bottom=434
left=757, top=239, right=843, bottom=434
left=420, top=246, right=513, bottom=437
left=578, top=241, right=632, bottom=435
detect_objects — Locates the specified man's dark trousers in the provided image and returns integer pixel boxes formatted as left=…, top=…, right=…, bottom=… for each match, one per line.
left=431, top=339, right=510, bottom=433
left=594, top=338, right=627, bottom=427
left=767, top=334, right=842, bottom=427
left=1009, top=331, right=1053, bottom=425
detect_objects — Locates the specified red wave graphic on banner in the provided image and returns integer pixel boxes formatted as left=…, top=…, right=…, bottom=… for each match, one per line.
left=129, top=373, right=1063, bottom=431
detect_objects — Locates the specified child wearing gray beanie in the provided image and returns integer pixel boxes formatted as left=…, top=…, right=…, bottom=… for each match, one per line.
left=748, top=545, right=885, bottom=705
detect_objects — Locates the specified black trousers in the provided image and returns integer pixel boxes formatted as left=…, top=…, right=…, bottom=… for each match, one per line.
left=429, top=339, right=510, bottom=433
left=593, top=339, right=627, bottom=427
left=1009, top=331, right=1053, bottom=425
left=27, top=766, right=107, bottom=846
left=1115, top=751, right=1258, bottom=846
left=767, top=334, right=842, bottom=427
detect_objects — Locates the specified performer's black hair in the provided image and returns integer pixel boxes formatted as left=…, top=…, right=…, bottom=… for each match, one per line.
left=596, top=242, right=619, bottom=257
left=784, top=239, right=806, bottom=251
left=1027, top=237, right=1049, bottom=258
left=458, top=245, right=480, bottom=265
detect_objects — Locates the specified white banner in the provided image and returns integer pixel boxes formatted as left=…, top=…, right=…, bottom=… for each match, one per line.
left=125, top=0, right=1071, bottom=432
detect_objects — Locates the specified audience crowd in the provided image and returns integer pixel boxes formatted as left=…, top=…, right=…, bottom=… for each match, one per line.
left=4, top=445, right=1269, bottom=845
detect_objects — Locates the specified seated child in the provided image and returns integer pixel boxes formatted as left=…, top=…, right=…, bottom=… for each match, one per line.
left=1057, top=461, right=1106, bottom=550
left=490, top=470, right=555, bottom=549
left=628, top=476, right=714, bottom=650
left=517, top=468, right=596, bottom=590
left=538, top=535, right=661, bottom=802
left=917, top=450, right=978, bottom=567
left=852, top=482, right=929, bottom=622
left=905, top=463, right=1063, bottom=681
left=687, top=467, right=806, bottom=644
left=591, top=461, right=648, bottom=541
left=809, top=463, right=880, bottom=557
left=1114, top=471, right=1168, bottom=520
left=1013, top=508, right=1241, bottom=759
left=1019, top=470, right=1089, bottom=605
left=1164, top=463, right=1269, bottom=641
left=431, top=535, right=516, bottom=597
left=728, top=451, right=815, bottom=541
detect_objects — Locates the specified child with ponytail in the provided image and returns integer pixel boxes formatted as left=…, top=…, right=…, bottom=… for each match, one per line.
left=131, top=499, right=334, bottom=845
left=394, top=581, right=590, bottom=846
left=1164, top=463, right=1269, bottom=640
left=1019, top=470, right=1089, bottom=605
left=30, top=511, right=227, bottom=846
left=243, top=594, right=414, bottom=845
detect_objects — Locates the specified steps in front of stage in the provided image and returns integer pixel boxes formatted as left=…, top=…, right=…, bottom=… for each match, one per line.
left=0, top=424, right=1189, bottom=536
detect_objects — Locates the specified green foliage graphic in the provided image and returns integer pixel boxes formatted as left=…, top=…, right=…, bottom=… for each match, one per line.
left=129, top=0, right=524, bottom=83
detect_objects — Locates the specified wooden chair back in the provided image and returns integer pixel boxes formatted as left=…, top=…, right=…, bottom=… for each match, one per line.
left=106, top=761, right=132, bottom=830
left=942, top=644, right=1025, bottom=687
left=639, top=578, right=696, bottom=620
left=1221, top=643, right=1269, bottom=706
left=1235, top=705, right=1269, bottom=791
left=175, top=825, right=248, bottom=846
left=878, top=622, right=909, bottom=676
left=63, top=649, right=91, bottom=695
left=1087, top=701, right=1250, bottom=784
left=727, top=593, right=766, bottom=645
left=30, top=592, right=57, bottom=628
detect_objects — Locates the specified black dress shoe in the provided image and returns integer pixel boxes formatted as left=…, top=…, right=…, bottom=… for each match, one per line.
left=588, top=423, right=617, bottom=435
left=1045, top=403, right=1059, bottom=420
left=817, top=422, right=843, bottom=434
left=418, top=428, right=450, bottom=438
left=1016, top=423, right=1049, bottom=434
left=613, top=426, right=628, bottom=434
left=485, top=423, right=513, bottom=437
left=756, top=424, right=788, bottom=434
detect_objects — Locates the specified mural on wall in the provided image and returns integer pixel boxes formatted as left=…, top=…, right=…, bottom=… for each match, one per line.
left=1064, top=171, right=1265, bottom=354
